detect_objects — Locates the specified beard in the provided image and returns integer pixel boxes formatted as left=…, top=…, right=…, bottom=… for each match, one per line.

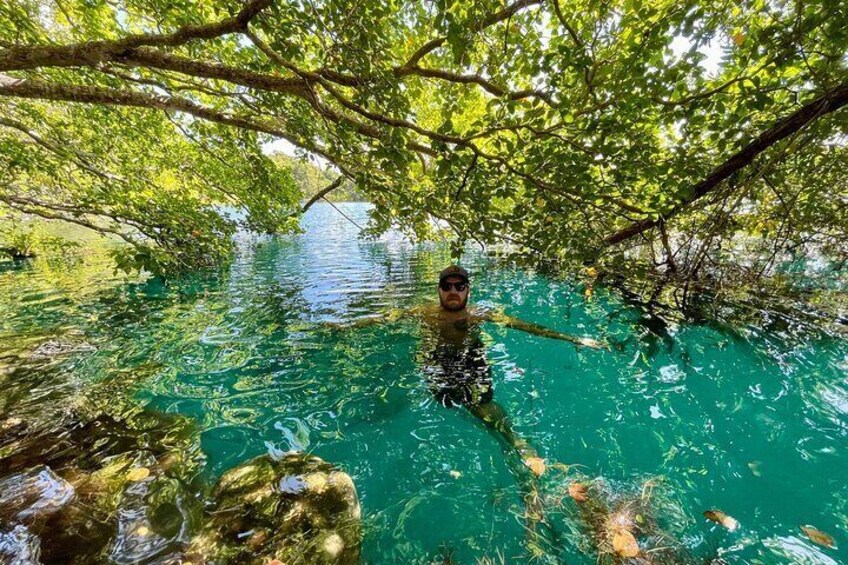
left=439, top=293, right=468, bottom=311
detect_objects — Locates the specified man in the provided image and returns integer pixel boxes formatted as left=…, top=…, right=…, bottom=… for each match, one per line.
left=419, top=265, right=604, bottom=476
left=338, top=264, right=605, bottom=476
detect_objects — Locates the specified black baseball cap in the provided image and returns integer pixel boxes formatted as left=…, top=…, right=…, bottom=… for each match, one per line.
left=439, top=265, right=469, bottom=283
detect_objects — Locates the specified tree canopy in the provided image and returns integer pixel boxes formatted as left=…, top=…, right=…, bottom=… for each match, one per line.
left=1, top=0, right=846, bottom=277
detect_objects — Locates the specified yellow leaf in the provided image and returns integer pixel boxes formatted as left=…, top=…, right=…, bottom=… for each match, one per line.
left=126, top=467, right=150, bottom=482
left=704, top=509, right=739, bottom=531
left=586, top=266, right=599, bottom=277
left=612, top=529, right=639, bottom=558
left=732, top=32, right=745, bottom=46
left=801, top=525, right=835, bottom=549
left=567, top=482, right=588, bottom=502
left=524, top=456, right=546, bottom=477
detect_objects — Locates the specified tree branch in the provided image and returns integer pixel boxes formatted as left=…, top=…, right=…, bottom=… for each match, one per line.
left=0, top=73, right=352, bottom=169
left=301, top=176, right=343, bottom=212
left=602, top=81, right=848, bottom=247
left=397, top=0, right=544, bottom=69
left=397, top=65, right=555, bottom=106
left=0, top=0, right=273, bottom=72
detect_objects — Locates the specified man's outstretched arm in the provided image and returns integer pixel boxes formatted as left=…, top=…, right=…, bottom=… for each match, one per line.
left=324, top=306, right=417, bottom=331
left=483, top=311, right=608, bottom=349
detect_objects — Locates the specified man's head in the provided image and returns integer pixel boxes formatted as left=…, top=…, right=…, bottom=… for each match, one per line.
left=438, top=265, right=470, bottom=311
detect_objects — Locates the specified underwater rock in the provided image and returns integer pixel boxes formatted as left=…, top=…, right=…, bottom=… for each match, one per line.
left=0, top=404, right=206, bottom=564
left=0, top=524, right=41, bottom=564
left=0, top=465, right=75, bottom=525
left=188, top=453, right=361, bottom=564
left=108, top=470, right=200, bottom=565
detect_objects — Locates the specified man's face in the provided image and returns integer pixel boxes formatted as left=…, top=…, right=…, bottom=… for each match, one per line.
left=438, top=275, right=470, bottom=311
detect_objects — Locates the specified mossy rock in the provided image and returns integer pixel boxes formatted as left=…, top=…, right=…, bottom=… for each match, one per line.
left=189, top=453, right=361, bottom=564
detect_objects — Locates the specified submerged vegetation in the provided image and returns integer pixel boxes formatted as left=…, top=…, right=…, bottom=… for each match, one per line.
left=1, top=205, right=846, bottom=562
left=0, top=0, right=846, bottom=284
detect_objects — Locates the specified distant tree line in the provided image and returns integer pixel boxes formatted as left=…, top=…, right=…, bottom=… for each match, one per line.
left=270, top=153, right=366, bottom=204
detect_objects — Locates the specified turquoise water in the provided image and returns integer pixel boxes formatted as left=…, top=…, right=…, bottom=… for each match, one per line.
left=1, top=203, right=847, bottom=563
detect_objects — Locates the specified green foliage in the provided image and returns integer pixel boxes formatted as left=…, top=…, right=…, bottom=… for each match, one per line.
left=0, top=100, right=300, bottom=275
left=0, top=221, right=80, bottom=259
left=0, top=0, right=846, bottom=282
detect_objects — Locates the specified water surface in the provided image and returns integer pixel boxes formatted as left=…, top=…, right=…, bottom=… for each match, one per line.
left=1, top=203, right=847, bottom=563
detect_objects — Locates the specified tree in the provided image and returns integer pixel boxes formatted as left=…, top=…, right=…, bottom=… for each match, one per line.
left=1, top=0, right=846, bottom=278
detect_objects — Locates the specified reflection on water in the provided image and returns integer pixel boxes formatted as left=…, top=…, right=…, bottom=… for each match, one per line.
left=1, top=203, right=847, bottom=563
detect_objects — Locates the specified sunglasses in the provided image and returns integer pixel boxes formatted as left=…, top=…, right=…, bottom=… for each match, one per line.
left=439, top=281, right=468, bottom=292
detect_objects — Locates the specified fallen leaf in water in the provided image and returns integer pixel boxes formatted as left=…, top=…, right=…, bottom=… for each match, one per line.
left=747, top=461, right=762, bottom=477
left=586, top=266, right=599, bottom=278
left=585, top=287, right=594, bottom=301
left=612, top=529, right=639, bottom=557
left=524, top=457, right=546, bottom=477
left=449, top=470, right=461, bottom=479
left=2, top=417, right=23, bottom=429
left=568, top=482, right=589, bottom=502
left=704, top=509, right=739, bottom=531
left=801, top=525, right=835, bottom=548
left=126, top=467, right=150, bottom=482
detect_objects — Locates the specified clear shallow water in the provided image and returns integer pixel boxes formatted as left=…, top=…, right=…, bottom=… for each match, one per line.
left=1, top=203, right=847, bottom=563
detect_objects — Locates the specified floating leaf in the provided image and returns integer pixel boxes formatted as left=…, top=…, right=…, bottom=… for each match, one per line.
left=585, top=287, right=594, bottom=301
left=126, top=467, right=150, bottom=482
left=586, top=266, right=599, bottom=277
left=449, top=470, right=462, bottom=479
left=568, top=482, right=589, bottom=502
left=612, top=529, right=639, bottom=557
left=704, top=509, right=739, bottom=531
left=801, top=525, right=835, bottom=549
left=524, top=456, right=546, bottom=477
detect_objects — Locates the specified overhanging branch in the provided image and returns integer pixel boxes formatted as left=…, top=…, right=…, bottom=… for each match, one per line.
left=602, top=81, right=848, bottom=248
left=302, top=177, right=344, bottom=213
left=0, top=0, right=272, bottom=72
